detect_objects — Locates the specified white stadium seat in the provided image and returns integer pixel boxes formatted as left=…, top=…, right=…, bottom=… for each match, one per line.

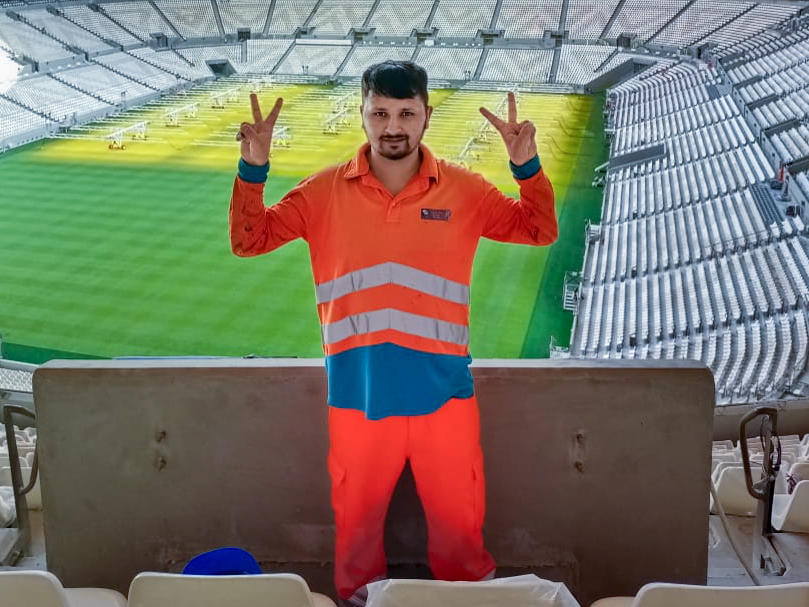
left=771, top=480, right=809, bottom=533
left=591, top=582, right=809, bottom=607
left=365, top=574, right=580, bottom=607
left=0, top=571, right=126, bottom=607
left=127, top=572, right=336, bottom=607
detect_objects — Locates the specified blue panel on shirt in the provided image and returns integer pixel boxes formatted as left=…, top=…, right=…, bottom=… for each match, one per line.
left=325, top=343, right=474, bottom=420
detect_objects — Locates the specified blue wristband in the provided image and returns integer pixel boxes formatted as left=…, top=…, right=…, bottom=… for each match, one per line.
left=238, top=158, right=269, bottom=183
left=509, top=155, right=541, bottom=180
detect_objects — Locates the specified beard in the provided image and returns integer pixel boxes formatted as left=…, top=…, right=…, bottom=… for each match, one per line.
left=375, top=120, right=427, bottom=160
left=378, top=136, right=414, bottom=160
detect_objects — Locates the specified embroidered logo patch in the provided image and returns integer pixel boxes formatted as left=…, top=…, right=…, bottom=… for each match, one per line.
left=421, top=208, right=451, bottom=221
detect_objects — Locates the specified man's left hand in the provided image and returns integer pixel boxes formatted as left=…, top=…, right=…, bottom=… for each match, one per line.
left=479, top=91, right=537, bottom=166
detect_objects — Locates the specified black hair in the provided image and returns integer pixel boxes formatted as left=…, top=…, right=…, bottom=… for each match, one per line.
left=361, top=61, right=429, bottom=106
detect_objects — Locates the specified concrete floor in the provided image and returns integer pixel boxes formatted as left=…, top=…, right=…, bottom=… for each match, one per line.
left=707, top=514, right=809, bottom=586
left=2, top=511, right=46, bottom=572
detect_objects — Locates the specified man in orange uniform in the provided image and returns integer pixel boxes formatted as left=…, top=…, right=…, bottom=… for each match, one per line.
left=230, top=61, right=557, bottom=606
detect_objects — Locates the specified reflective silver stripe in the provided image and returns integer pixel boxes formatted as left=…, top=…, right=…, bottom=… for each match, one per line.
left=322, top=308, right=469, bottom=346
left=315, top=262, right=469, bottom=305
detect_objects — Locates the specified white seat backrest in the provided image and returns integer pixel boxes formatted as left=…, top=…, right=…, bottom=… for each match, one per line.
left=793, top=479, right=809, bottom=493
left=712, top=452, right=738, bottom=465
left=0, top=571, right=70, bottom=607
left=365, top=574, right=580, bottom=607
left=780, top=453, right=796, bottom=469
left=789, top=462, right=809, bottom=480
left=635, top=582, right=809, bottom=607
left=781, top=445, right=800, bottom=461
left=786, top=480, right=809, bottom=513
left=712, top=461, right=729, bottom=482
left=127, top=573, right=315, bottom=607
left=714, top=466, right=758, bottom=515
left=713, top=461, right=752, bottom=484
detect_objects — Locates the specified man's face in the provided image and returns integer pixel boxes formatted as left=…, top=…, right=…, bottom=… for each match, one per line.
left=361, top=93, right=432, bottom=160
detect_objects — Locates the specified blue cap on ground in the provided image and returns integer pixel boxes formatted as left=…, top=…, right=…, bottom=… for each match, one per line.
left=182, top=547, right=262, bottom=575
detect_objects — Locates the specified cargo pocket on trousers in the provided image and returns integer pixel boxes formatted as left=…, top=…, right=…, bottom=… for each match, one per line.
left=328, top=452, right=347, bottom=530
left=472, top=450, right=486, bottom=530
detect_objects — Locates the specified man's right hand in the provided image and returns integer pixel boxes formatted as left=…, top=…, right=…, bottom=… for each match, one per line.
left=238, top=93, right=283, bottom=167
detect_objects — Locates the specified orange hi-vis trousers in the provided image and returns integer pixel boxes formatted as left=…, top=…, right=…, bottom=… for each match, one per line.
left=327, top=395, right=496, bottom=600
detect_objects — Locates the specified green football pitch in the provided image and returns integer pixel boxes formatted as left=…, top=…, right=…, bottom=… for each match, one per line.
left=0, top=81, right=606, bottom=363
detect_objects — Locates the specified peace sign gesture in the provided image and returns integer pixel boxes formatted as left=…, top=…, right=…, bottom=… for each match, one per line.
left=238, top=93, right=283, bottom=167
left=479, top=91, right=537, bottom=167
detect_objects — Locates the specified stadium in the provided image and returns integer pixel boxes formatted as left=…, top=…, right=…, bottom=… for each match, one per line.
left=1, top=0, right=809, bottom=605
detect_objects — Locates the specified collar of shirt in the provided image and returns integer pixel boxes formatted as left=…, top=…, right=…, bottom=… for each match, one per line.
left=343, top=142, right=440, bottom=192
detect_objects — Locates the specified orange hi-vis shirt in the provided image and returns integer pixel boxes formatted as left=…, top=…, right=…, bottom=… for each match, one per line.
left=229, top=142, right=557, bottom=419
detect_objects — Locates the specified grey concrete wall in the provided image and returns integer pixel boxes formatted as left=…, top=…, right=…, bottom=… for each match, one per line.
left=33, top=358, right=714, bottom=605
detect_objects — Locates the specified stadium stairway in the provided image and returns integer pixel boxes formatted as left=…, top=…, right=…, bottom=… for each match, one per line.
left=472, top=47, right=488, bottom=81
left=94, top=5, right=147, bottom=45
left=423, top=0, right=441, bottom=30
left=167, top=47, right=197, bottom=68
left=646, top=0, right=697, bottom=44
left=49, top=6, right=121, bottom=55
left=122, top=49, right=192, bottom=83
left=0, top=91, right=52, bottom=121
left=147, top=0, right=185, bottom=40
left=750, top=183, right=784, bottom=225
left=332, top=46, right=356, bottom=79
left=360, top=0, right=382, bottom=28
left=548, top=47, right=561, bottom=84
left=210, top=0, right=226, bottom=37
left=598, top=0, right=626, bottom=39
left=48, top=73, right=111, bottom=106
left=302, top=0, right=325, bottom=29
left=6, top=10, right=83, bottom=58
left=693, top=3, right=758, bottom=49
left=558, top=0, right=570, bottom=31
left=260, top=0, right=278, bottom=36
left=90, top=58, right=160, bottom=91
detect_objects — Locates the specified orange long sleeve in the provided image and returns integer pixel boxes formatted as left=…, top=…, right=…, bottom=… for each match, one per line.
left=228, top=175, right=311, bottom=257
left=480, top=168, right=557, bottom=246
